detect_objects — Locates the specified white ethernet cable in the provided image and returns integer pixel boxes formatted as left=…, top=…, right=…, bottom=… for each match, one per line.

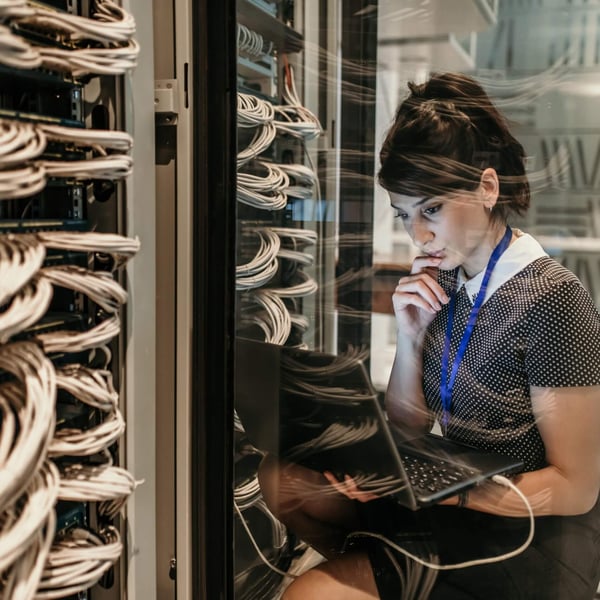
left=237, top=23, right=273, bottom=59
left=266, top=269, right=318, bottom=298
left=35, top=525, right=122, bottom=599
left=285, top=418, right=379, bottom=461
left=49, top=405, right=125, bottom=457
left=0, top=163, right=46, bottom=200
left=278, top=163, right=318, bottom=200
left=42, top=265, right=128, bottom=314
left=1, top=0, right=136, bottom=44
left=0, top=234, right=46, bottom=306
left=36, top=230, right=141, bottom=269
left=271, top=226, right=317, bottom=266
left=38, top=39, right=139, bottom=77
left=234, top=474, right=262, bottom=511
left=0, top=118, right=47, bottom=166
left=0, top=23, right=41, bottom=68
left=273, top=65, right=322, bottom=141
left=39, top=123, right=133, bottom=153
left=345, top=474, right=535, bottom=571
left=42, top=154, right=133, bottom=180
left=55, top=364, right=118, bottom=412
left=1, top=510, right=55, bottom=600
left=236, top=228, right=280, bottom=291
left=270, top=226, right=318, bottom=246
left=0, top=276, right=53, bottom=344
left=237, top=161, right=289, bottom=210
left=281, top=344, right=370, bottom=379
left=237, top=122, right=277, bottom=167
left=0, top=460, right=59, bottom=573
left=57, top=463, right=139, bottom=518
left=243, top=289, right=291, bottom=346
left=0, top=342, right=56, bottom=509
left=237, top=92, right=274, bottom=128
left=36, top=312, right=121, bottom=353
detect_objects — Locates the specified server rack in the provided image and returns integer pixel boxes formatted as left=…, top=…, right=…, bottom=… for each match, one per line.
left=0, top=1, right=150, bottom=598
left=154, top=0, right=600, bottom=598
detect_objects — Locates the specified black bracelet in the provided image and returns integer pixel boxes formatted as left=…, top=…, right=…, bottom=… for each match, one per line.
left=457, top=489, right=469, bottom=508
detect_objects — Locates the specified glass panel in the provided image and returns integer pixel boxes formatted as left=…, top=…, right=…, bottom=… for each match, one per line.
left=234, top=1, right=600, bottom=598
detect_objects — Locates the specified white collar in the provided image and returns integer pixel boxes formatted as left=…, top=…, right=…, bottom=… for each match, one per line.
left=457, top=230, right=548, bottom=305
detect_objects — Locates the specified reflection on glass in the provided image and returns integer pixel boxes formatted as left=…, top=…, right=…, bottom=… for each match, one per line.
left=234, top=1, right=600, bottom=599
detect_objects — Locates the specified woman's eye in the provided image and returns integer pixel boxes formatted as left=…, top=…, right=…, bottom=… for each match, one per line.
left=394, top=210, right=408, bottom=220
left=423, top=204, right=441, bottom=216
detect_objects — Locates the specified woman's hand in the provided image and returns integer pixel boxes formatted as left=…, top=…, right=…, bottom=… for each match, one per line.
left=323, top=472, right=379, bottom=503
left=392, top=256, right=449, bottom=338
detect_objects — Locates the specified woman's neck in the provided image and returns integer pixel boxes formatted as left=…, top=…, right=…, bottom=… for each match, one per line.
left=461, top=222, right=511, bottom=279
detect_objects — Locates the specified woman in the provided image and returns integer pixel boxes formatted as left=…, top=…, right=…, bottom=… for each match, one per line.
left=259, top=72, right=600, bottom=599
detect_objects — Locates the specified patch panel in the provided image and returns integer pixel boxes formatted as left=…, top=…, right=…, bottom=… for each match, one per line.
left=0, top=78, right=83, bottom=124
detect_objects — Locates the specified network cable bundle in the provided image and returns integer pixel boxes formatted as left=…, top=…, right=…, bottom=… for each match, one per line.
left=234, top=2, right=326, bottom=597
left=0, top=1, right=140, bottom=599
left=236, top=65, right=322, bottom=350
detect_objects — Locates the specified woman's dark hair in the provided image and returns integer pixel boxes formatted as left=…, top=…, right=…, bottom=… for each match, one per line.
left=377, top=72, right=530, bottom=220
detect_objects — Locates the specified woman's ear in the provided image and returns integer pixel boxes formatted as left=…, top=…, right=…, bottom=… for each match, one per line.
left=480, top=167, right=500, bottom=209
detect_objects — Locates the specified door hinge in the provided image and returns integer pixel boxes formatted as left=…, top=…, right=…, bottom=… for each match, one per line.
left=155, top=79, right=178, bottom=165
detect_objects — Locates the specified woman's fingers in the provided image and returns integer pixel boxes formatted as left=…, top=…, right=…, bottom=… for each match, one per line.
left=410, top=255, right=443, bottom=275
left=323, top=472, right=379, bottom=503
left=394, top=275, right=449, bottom=313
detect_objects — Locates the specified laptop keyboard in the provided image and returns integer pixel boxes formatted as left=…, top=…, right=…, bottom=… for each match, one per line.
left=400, top=453, right=479, bottom=497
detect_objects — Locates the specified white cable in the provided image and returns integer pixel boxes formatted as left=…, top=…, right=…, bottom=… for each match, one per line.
left=36, top=230, right=140, bottom=269
left=0, top=163, right=46, bottom=200
left=237, top=122, right=277, bottom=167
left=36, top=525, right=122, bottom=598
left=285, top=419, right=379, bottom=461
left=266, top=269, right=319, bottom=298
left=36, top=313, right=121, bottom=353
left=1, top=510, right=55, bottom=600
left=270, top=226, right=318, bottom=246
left=3, top=0, right=136, bottom=44
left=0, top=234, right=46, bottom=306
left=39, top=123, right=133, bottom=153
left=237, top=23, right=273, bottom=59
left=49, top=405, right=125, bottom=456
left=57, top=462, right=138, bottom=504
left=0, top=342, right=56, bottom=509
left=237, top=93, right=274, bottom=127
left=346, top=475, right=535, bottom=570
left=236, top=228, right=280, bottom=290
left=42, top=154, right=133, bottom=180
left=0, top=276, right=53, bottom=343
left=38, top=39, right=139, bottom=77
left=0, top=461, right=59, bottom=572
left=0, top=23, right=41, bottom=68
left=244, top=290, right=291, bottom=346
left=42, top=265, right=128, bottom=314
left=234, top=501, right=291, bottom=579
left=0, top=118, right=47, bottom=166
left=56, top=364, right=118, bottom=411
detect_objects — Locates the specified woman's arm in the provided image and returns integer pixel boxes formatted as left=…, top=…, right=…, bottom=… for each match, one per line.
left=385, top=332, right=431, bottom=432
left=454, top=385, right=600, bottom=517
left=386, top=255, right=448, bottom=433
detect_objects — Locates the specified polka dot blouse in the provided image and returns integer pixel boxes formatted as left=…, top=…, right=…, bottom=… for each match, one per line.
left=422, top=244, right=600, bottom=472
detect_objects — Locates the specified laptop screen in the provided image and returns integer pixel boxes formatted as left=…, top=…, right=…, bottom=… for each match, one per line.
left=234, top=337, right=416, bottom=506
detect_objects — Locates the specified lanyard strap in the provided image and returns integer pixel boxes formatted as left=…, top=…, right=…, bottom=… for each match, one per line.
left=440, top=225, right=513, bottom=432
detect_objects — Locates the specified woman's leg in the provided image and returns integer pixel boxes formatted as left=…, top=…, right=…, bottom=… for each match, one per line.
left=258, top=453, right=361, bottom=558
left=282, top=552, right=379, bottom=600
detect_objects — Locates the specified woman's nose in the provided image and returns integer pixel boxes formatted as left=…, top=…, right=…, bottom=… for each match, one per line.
left=409, top=218, right=433, bottom=247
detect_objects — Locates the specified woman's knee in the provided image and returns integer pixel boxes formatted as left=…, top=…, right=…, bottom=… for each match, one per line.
left=281, top=554, right=379, bottom=600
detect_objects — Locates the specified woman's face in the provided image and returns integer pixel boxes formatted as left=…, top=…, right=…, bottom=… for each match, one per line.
left=388, top=188, right=500, bottom=277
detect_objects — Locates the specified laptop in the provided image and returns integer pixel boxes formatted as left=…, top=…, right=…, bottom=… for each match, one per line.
left=234, top=337, right=524, bottom=511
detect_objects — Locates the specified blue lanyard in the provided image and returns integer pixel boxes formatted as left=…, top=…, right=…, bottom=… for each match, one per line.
left=440, top=226, right=513, bottom=433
